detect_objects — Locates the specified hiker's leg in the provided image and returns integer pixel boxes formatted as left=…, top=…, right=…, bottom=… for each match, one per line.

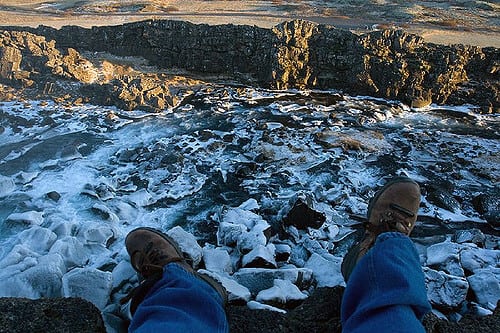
left=341, top=232, right=431, bottom=333
left=129, top=263, right=228, bottom=333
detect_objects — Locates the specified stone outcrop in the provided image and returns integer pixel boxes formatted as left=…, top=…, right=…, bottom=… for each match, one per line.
left=0, top=19, right=498, bottom=112
left=0, top=297, right=106, bottom=333
left=2, top=290, right=499, bottom=333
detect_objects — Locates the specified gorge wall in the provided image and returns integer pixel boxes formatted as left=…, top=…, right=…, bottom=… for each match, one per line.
left=0, top=19, right=498, bottom=112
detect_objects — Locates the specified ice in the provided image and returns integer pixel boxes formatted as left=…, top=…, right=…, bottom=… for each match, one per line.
left=0, top=89, right=499, bottom=327
left=6, top=211, right=44, bottom=226
left=167, top=226, right=203, bottom=267
left=62, top=267, right=113, bottom=310
left=17, top=226, right=57, bottom=253
left=467, top=269, right=500, bottom=311
left=222, top=207, right=265, bottom=230
left=198, top=269, right=251, bottom=304
left=424, top=267, right=469, bottom=309
left=237, top=220, right=270, bottom=254
left=256, top=279, right=307, bottom=306
left=234, top=267, right=313, bottom=295
left=242, top=244, right=277, bottom=269
left=304, top=253, right=345, bottom=287
left=247, top=300, right=287, bottom=314
left=202, top=246, right=233, bottom=273
left=460, top=247, right=500, bottom=273
left=217, top=222, right=246, bottom=247
left=0, top=175, right=16, bottom=197
left=49, top=236, right=89, bottom=268
left=426, top=241, right=466, bottom=277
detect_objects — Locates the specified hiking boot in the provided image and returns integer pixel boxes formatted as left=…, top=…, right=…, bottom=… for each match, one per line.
left=341, top=177, right=421, bottom=282
left=125, top=227, right=192, bottom=279
left=122, top=227, right=228, bottom=315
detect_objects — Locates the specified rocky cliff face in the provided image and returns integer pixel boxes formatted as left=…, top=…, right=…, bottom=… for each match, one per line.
left=0, top=19, right=498, bottom=112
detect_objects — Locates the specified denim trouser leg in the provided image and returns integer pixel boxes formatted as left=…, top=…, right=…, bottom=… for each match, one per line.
left=129, top=263, right=228, bottom=333
left=341, top=232, right=431, bottom=333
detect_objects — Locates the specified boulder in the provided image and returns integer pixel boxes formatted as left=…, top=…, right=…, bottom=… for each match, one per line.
left=256, top=279, right=308, bottom=308
left=0, top=174, right=15, bottom=197
left=203, top=246, right=233, bottom=273
left=62, top=267, right=113, bottom=310
left=6, top=211, right=44, bottom=226
left=304, top=253, right=345, bottom=287
left=424, top=267, right=469, bottom=309
left=233, top=267, right=313, bottom=295
left=166, top=226, right=203, bottom=267
left=283, top=192, right=326, bottom=230
left=242, top=244, right=277, bottom=269
left=460, top=247, right=500, bottom=274
left=468, top=269, right=500, bottom=310
left=198, top=269, right=251, bottom=305
left=426, top=241, right=465, bottom=277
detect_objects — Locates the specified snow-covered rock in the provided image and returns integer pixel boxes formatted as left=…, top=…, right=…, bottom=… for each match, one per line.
left=238, top=198, right=260, bottom=211
left=0, top=175, right=15, bottom=197
left=198, top=269, right=251, bottom=304
left=242, top=244, right=277, bottom=269
left=424, top=267, right=469, bottom=309
left=274, top=243, right=292, bottom=262
left=50, top=236, right=89, bottom=268
left=304, top=253, right=344, bottom=287
left=289, top=244, right=309, bottom=267
left=166, top=226, right=203, bottom=267
left=467, top=268, right=500, bottom=311
left=217, top=222, right=246, bottom=247
left=233, top=267, right=313, bottom=294
left=79, top=224, right=116, bottom=246
left=111, top=260, right=137, bottom=290
left=202, top=246, right=233, bottom=273
left=247, top=300, right=287, bottom=313
left=237, top=220, right=270, bottom=254
left=0, top=253, right=65, bottom=298
left=62, top=267, right=113, bottom=310
left=426, top=241, right=465, bottom=277
left=18, top=226, right=57, bottom=253
left=222, top=207, right=265, bottom=229
left=0, top=244, right=38, bottom=269
left=460, top=247, right=500, bottom=274
left=18, top=254, right=65, bottom=297
left=256, top=279, right=308, bottom=307
left=452, top=229, right=486, bottom=245
left=6, top=211, right=44, bottom=226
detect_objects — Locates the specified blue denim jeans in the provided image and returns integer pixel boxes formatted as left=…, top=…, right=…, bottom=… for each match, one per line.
left=341, top=232, right=431, bottom=333
left=129, top=264, right=228, bottom=333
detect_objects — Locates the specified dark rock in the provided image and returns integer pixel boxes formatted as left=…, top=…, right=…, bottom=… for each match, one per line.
left=472, top=189, right=500, bottom=227
left=426, top=185, right=462, bottom=212
left=283, top=193, right=326, bottom=230
left=0, top=19, right=498, bottom=112
left=0, top=297, right=106, bottom=333
left=46, top=191, right=61, bottom=202
left=452, top=229, right=486, bottom=246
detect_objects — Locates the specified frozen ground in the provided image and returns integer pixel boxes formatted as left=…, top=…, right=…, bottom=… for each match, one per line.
left=0, top=87, right=498, bottom=331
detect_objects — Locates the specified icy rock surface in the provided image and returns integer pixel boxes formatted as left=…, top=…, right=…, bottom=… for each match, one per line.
left=467, top=269, right=500, bottom=310
left=0, top=89, right=499, bottom=331
left=424, top=267, right=469, bottom=309
left=256, top=279, right=308, bottom=307
left=62, top=268, right=113, bottom=310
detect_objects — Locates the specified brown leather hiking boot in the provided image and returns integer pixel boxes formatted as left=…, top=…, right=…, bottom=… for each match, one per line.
left=341, top=177, right=421, bottom=282
left=125, top=227, right=192, bottom=279
left=123, top=227, right=228, bottom=315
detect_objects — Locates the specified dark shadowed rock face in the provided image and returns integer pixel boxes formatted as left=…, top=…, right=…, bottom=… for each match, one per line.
left=1, top=286, right=499, bottom=332
left=0, top=19, right=498, bottom=112
left=0, top=297, right=106, bottom=333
